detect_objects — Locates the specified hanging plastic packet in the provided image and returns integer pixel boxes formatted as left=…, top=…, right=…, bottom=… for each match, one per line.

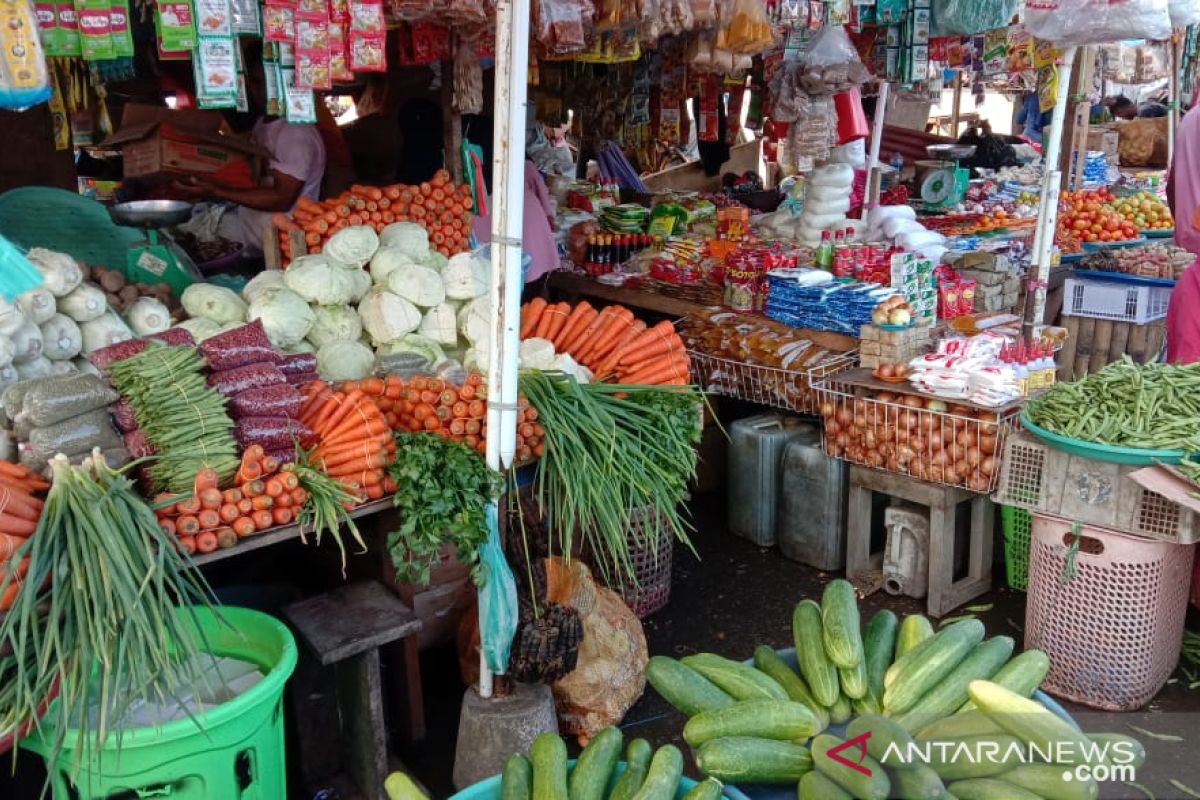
left=0, top=0, right=52, bottom=109
left=109, top=0, right=132, bottom=56
left=263, top=49, right=283, bottom=115
left=155, top=1, right=196, bottom=58
left=263, top=0, right=296, bottom=42
left=279, top=65, right=317, bottom=122
left=230, top=0, right=258, bottom=33
left=194, top=37, right=238, bottom=107
left=74, top=0, right=114, bottom=61
left=294, top=0, right=331, bottom=89
left=195, top=0, right=231, bottom=35
left=38, top=0, right=82, bottom=56
left=329, top=21, right=352, bottom=82
left=349, top=0, right=386, bottom=71
left=478, top=504, right=518, bottom=677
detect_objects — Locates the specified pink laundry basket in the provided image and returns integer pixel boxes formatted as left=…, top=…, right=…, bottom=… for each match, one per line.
left=1025, top=512, right=1194, bottom=711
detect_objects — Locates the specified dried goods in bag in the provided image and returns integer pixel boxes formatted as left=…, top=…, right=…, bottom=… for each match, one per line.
left=13, top=373, right=118, bottom=429
left=22, top=408, right=123, bottom=470
left=277, top=352, right=318, bottom=376
left=229, top=383, right=305, bottom=418
left=234, top=416, right=317, bottom=451
left=199, top=320, right=282, bottom=371
left=207, top=361, right=288, bottom=397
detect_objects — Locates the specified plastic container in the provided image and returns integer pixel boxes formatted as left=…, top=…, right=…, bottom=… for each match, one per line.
left=24, top=606, right=298, bottom=800
left=1063, top=276, right=1171, bottom=323
left=882, top=506, right=929, bottom=598
left=1025, top=512, right=1193, bottom=710
left=1018, top=412, right=1186, bottom=466
left=451, top=760, right=723, bottom=799
left=777, top=436, right=846, bottom=569
left=727, top=414, right=814, bottom=547
left=1001, top=505, right=1032, bottom=591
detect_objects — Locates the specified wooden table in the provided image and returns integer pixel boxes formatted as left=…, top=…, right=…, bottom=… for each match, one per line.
left=548, top=271, right=860, bottom=353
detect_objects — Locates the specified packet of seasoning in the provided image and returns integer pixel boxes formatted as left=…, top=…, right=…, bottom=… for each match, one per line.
left=193, top=37, right=238, bottom=108
left=263, top=0, right=294, bottom=42
left=296, top=51, right=332, bottom=89
left=74, top=0, right=114, bottom=61
left=195, top=0, right=230, bottom=35
left=264, top=59, right=283, bottom=116
left=155, top=0, right=195, bottom=54
left=279, top=66, right=318, bottom=122
left=329, top=22, right=352, bottom=81
left=349, top=32, right=386, bottom=71
left=231, top=0, right=258, bottom=33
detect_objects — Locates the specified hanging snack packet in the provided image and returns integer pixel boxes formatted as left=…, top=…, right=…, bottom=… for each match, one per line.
left=231, top=0, right=258, bottom=33
left=194, top=37, right=238, bottom=107
left=263, top=0, right=295, bottom=42
left=38, top=0, right=81, bottom=56
left=279, top=66, right=318, bottom=122
left=74, top=0, right=114, bottom=61
left=328, top=0, right=348, bottom=21
left=195, top=0, right=230, bottom=34
left=109, top=0, right=132, bottom=56
left=263, top=55, right=283, bottom=115
left=295, top=3, right=332, bottom=89
left=0, top=0, right=51, bottom=110
left=156, top=0, right=195, bottom=54
left=329, top=21, right=352, bottom=81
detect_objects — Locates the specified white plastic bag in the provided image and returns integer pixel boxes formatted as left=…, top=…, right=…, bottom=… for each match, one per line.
left=801, top=24, right=860, bottom=68
left=1170, top=0, right=1200, bottom=26
left=1023, top=0, right=1171, bottom=46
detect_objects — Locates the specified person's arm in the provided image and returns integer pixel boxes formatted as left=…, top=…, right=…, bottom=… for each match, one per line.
left=1016, top=97, right=1029, bottom=126
left=173, top=168, right=304, bottom=212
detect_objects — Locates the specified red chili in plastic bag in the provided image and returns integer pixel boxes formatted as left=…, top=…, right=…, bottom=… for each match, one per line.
left=207, top=362, right=287, bottom=397
left=112, top=397, right=139, bottom=433
left=200, top=320, right=282, bottom=372
left=89, top=328, right=196, bottom=371
left=123, top=428, right=155, bottom=457
left=276, top=352, right=318, bottom=376
left=286, top=370, right=320, bottom=388
left=234, top=416, right=317, bottom=451
left=229, top=384, right=305, bottom=419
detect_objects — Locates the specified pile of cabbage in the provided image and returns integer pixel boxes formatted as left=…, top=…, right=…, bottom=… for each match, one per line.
left=0, top=248, right=175, bottom=392
left=173, top=223, right=493, bottom=382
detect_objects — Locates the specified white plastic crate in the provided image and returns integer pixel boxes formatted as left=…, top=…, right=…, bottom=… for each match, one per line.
left=1064, top=277, right=1172, bottom=324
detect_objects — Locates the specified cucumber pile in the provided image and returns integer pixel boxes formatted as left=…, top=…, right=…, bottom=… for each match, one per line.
left=645, top=580, right=1145, bottom=799
left=501, top=729, right=725, bottom=800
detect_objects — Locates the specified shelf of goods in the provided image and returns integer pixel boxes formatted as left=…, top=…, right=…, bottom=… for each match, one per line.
left=813, top=368, right=1018, bottom=494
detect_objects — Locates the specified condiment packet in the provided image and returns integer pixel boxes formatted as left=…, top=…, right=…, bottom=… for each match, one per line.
left=195, top=0, right=231, bottom=36
left=231, top=0, right=258, bottom=33
left=194, top=36, right=237, bottom=108
left=155, top=1, right=195, bottom=53
left=263, top=0, right=294, bottom=42
left=349, top=31, right=385, bottom=71
left=109, top=0, right=132, bottom=56
left=279, top=66, right=317, bottom=122
left=74, top=0, right=114, bottom=61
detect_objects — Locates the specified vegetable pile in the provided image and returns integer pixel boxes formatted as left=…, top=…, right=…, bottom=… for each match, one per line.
left=0, top=461, right=46, bottom=611
left=273, top=172, right=475, bottom=262
left=298, top=381, right=397, bottom=500
left=647, top=581, right=1144, bottom=797
left=1026, top=357, right=1200, bottom=452
left=520, top=299, right=691, bottom=385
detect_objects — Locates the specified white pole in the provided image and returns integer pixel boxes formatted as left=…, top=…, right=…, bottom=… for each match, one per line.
left=1027, top=46, right=1078, bottom=338
left=480, top=0, right=530, bottom=699
left=866, top=81, right=890, bottom=208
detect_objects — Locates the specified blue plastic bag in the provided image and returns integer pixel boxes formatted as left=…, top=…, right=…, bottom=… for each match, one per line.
left=477, top=503, right=518, bottom=675
left=0, top=235, right=44, bottom=302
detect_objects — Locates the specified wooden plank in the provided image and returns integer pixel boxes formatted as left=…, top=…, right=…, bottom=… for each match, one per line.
left=1058, top=315, right=1081, bottom=380
left=1090, top=319, right=1114, bottom=375
left=1073, top=316, right=1096, bottom=378
left=441, top=58, right=464, bottom=184
left=1108, top=320, right=1131, bottom=363
left=284, top=582, right=421, bottom=665
left=1127, top=322, right=1149, bottom=362
left=1145, top=323, right=1166, bottom=362
left=337, top=650, right=389, bottom=800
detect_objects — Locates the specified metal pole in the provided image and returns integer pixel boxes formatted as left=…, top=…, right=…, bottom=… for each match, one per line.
left=1026, top=46, right=1078, bottom=340
left=480, top=0, right=529, bottom=700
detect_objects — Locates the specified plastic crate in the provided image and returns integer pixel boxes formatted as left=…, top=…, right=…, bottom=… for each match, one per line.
left=992, top=431, right=1199, bottom=544
left=1063, top=277, right=1172, bottom=323
left=1001, top=505, right=1032, bottom=591
left=1026, top=512, right=1193, bottom=710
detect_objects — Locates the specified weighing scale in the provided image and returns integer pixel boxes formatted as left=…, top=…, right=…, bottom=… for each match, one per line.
left=918, top=144, right=975, bottom=209
left=107, top=200, right=201, bottom=295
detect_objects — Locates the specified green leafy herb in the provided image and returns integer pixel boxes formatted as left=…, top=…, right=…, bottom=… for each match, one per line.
left=386, top=431, right=503, bottom=585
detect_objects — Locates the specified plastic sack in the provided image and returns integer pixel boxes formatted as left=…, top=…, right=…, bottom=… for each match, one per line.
left=1170, top=0, right=1200, bottom=26
left=478, top=504, right=517, bottom=675
left=932, top=0, right=1019, bottom=35
left=0, top=0, right=51, bottom=111
left=0, top=236, right=45, bottom=304
left=1023, top=0, right=1170, bottom=46
left=719, top=0, right=775, bottom=54
left=801, top=24, right=859, bottom=68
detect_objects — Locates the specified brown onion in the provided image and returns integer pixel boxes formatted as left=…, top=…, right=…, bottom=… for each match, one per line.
left=877, top=392, right=896, bottom=403
left=836, top=407, right=852, bottom=426
left=981, top=455, right=998, bottom=476
left=970, top=474, right=991, bottom=492
left=967, top=446, right=982, bottom=468
left=826, top=419, right=842, bottom=436
left=980, top=434, right=998, bottom=454
left=957, top=428, right=973, bottom=447
left=820, top=401, right=835, bottom=418
left=930, top=450, right=948, bottom=467
left=836, top=432, right=850, bottom=449
left=946, top=443, right=963, bottom=462
left=903, top=395, right=924, bottom=408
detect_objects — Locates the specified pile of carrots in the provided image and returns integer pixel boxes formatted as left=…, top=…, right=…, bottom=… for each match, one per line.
left=0, top=461, right=47, bottom=611
left=155, top=450, right=310, bottom=556
left=273, top=170, right=475, bottom=264
left=519, top=299, right=691, bottom=385
left=299, top=381, right=398, bottom=500
left=342, top=372, right=545, bottom=463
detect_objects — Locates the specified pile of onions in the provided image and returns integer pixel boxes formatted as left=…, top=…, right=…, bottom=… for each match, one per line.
left=819, top=390, right=1002, bottom=492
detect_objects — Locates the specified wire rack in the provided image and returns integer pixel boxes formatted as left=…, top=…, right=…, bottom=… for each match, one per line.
left=812, top=374, right=1021, bottom=493
left=688, top=349, right=858, bottom=414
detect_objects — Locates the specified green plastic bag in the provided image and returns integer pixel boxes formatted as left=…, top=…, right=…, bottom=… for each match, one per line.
left=462, top=140, right=489, bottom=217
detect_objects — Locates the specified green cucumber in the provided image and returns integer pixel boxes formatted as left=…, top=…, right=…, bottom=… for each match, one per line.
left=500, top=755, right=533, bottom=800
left=846, top=714, right=917, bottom=767
left=958, top=650, right=1051, bottom=713
left=684, top=700, right=819, bottom=748
left=630, top=745, right=684, bottom=800
left=798, top=771, right=853, bottom=800
left=821, top=579, right=864, bottom=669
left=893, top=636, right=1015, bottom=733
left=886, top=633, right=938, bottom=689
left=811, top=733, right=891, bottom=800
left=609, top=738, right=653, bottom=800
left=947, top=778, right=1043, bottom=800
left=895, top=614, right=934, bottom=659
left=531, top=732, right=569, bottom=800
left=568, top=726, right=621, bottom=800
left=967, top=681, right=1095, bottom=764
left=827, top=693, right=852, bottom=724
left=838, top=659, right=869, bottom=699
left=884, top=619, right=985, bottom=714
left=852, top=691, right=882, bottom=716
left=890, top=764, right=949, bottom=800
left=646, top=656, right=735, bottom=715
left=999, top=764, right=1098, bottom=800
left=681, top=778, right=723, bottom=800
left=863, top=609, right=898, bottom=699
left=924, top=734, right=1026, bottom=781
left=1085, top=733, right=1145, bottom=769
left=383, top=771, right=429, bottom=800
left=695, top=736, right=812, bottom=784
left=681, top=653, right=788, bottom=701
left=793, top=600, right=840, bottom=706
left=752, top=645, right=829, bottom=732
left=915, top=710, right=1004, bottom=741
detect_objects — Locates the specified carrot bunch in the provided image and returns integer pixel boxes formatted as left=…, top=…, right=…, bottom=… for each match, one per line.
left=344, top=372, right=545, bottom=463
left=0, top=460, right=48, bottom=611
left=519, top=299, right=691, bottom=385
left=299, top=381, right=398, bottom=500
left=155, top=452, right=309, bottom=556
left=273, top=169, right=475, bottom=264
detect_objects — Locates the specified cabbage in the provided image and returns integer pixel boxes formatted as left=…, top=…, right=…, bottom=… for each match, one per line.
left=458, top=296, right=490, bottom=344
left=307, top=304, right=363, bottom=348
left=418, top=303, right=458, bottom=345
left=376, top=333, right=446, bottom=365
left=378, top=222, right=430, bottom=260
left=283, top=255, right=356, bottom=305
left=40, top=314, right=82, bottom=360
left=16, top=287, right=56, bottom=325
left=443, top=252, right=488, bottom=300
left=58, top=282, right=107, bottom=322
left=316, top=340, right=375, bottom=381
left=125, top=297, right=171, bottom=336
left=324, top=225, right=380, bottom=267
left=10, top=319, right=43, bottom=363
left=181, top=283, right=247, bottom=324
left=345, top=267, right=372, bottom=303
left=358, top=287, right=421, bottom=344
left=80, top=312, right=132, bottom=354
left=26, top=248, right=83, bottom=297
left=386, top=262, right=445, bottom=307
left=464, top=346, right=488, bottom=372
left=519, top=338, right=557, bottom=370
left=247, top=286, right=315, bottom=349
left=285, top=340, right=317, bottom=354
left=172, top=317, right=223, bottom=342
left=370, top=247, right=417, bottom=287
left=242, top=270, right=286, bottom=303
left=423, top=250, right=449, bottom=273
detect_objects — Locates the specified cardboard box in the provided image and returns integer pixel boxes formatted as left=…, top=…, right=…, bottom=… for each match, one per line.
left=104, top=104, right=266, bottom=188
left=1086, top=127, right=1120, bottom=164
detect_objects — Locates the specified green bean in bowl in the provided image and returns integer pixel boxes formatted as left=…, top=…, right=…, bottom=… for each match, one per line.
left=1025, top=357, right=1200, bottom=452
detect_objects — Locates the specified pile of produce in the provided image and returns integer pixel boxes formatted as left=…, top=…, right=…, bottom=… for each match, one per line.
left=519, top=299, right=691, bottom=385
left=647, top=579, right=1143, bottom=797
left=3, top=372, right=123, bottom=473
left=1026, top=357, right=1200, bottom=452
left=1112, top=189, right=1174, bottom=231
left=297, top=381, right=396, bottom=499
left=0, top=461, right=46, bottom=611
left=1055, top=188, right=1168, bottom=251
left=1077, top=241, right=1192, bottom=280
left=273, top=172, right=474, bottom=262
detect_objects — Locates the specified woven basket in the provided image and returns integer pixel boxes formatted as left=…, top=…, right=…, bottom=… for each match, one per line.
left=587, top=507, right=675, bottom=619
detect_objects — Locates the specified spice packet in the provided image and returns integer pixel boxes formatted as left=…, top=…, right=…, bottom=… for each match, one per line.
left=263, top=57, right=282, bottom=115
left=230, top=0, right=258, bottom=33
left=195, top=0, right=231, bottom=35
left=74, top=0, right=114, bottom=61
left=263, top=0, right=294, bottom=42
left=349, top=31, right=385, bottom=71
left=109, top=0, right=132, bottom=56
left=194, top=37, right=238, bottom=107
left=279, top=66, right=317, bottom=122
left=348, top=0, right=382, bottom=32
left=329, top=20, right=352, bottom=81
left=155, top=1, right=195, bottom=53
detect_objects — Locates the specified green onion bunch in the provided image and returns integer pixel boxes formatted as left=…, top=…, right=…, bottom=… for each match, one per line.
left=291, top=447, right=368, bottom=573
left=109, top=344, right=240, bottom=493
left=0, top=452, right=217, bottom=772
left=518, top=372, right=704, bottom=586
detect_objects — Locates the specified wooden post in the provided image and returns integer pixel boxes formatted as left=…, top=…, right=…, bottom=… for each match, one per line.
left=442, top=58, right=465, bottom=183
left=1059, top=47, right=1093, bottom=191
left=950, top=72, right=963, bottom=138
